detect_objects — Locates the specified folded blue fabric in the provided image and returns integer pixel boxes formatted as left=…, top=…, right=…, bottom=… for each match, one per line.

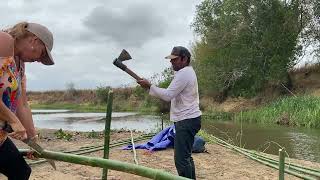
left=123, top=125, right=207, bottom=152
left=123, top=125, right=175, bottom=151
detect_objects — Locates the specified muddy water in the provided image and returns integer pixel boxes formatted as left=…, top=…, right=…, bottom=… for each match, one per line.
left=201, top=120, right=320, bottom=163
left=32, top=110, right=162, bottom=133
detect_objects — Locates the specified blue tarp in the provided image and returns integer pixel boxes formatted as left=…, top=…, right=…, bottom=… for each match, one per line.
left=123, top=125, right=175, bottom=151
left=123, top=125, right=206, bottom=152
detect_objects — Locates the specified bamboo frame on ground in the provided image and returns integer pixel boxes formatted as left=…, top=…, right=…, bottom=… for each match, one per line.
left=211, top=135, right=319, bottom=180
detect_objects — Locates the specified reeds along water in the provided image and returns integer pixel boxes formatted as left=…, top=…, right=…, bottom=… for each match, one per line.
left=234, top=96, right=320, bottom=128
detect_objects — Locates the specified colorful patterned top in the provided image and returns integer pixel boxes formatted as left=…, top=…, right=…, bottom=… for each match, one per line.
left=0, top=56, right=23, bottom=145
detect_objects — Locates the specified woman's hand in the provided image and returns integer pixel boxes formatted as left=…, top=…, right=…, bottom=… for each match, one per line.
left=26, top=150, right=39, bottom=160
left=20, top=150, right=40, bottom=160
left=29, top=134, right=39, bottom=143
left=8, top=120, right=27, bottom=140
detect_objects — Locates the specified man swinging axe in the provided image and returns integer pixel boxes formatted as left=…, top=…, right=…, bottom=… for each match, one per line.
left=113, top=46, right=201, bottom=179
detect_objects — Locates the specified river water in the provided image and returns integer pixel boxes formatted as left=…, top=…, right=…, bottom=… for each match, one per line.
left=32, top=110, right=162, bottom=133
left=31, top=110, right=320, bottom=163
left=201, top=120, right=320, bottom=163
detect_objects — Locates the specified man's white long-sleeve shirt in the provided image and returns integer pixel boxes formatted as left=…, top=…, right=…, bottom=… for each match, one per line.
left=149, top=66, right=202, bottom=122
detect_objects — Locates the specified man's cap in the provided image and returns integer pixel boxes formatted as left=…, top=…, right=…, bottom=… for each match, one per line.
left=26, top=23, right=54, bottom=65
left=165, top=46, right=191, bottom=59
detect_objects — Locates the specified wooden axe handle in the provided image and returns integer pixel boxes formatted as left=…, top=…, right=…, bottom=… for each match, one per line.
left=113, top=57, right=141, bottom=80
left=125, top=68, right=142, bottom=80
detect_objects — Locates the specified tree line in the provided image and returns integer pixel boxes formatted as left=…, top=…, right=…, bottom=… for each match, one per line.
left=191, top=0, right=320, bottom=99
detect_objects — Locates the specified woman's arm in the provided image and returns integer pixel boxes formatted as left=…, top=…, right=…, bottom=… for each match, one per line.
left=0, top=31, right=14, bottom=57
left=16, top=75, right=37, bottom=138
left=0, top=31, right=27, bottom=140
left=0, top=100, right=27, bottom=140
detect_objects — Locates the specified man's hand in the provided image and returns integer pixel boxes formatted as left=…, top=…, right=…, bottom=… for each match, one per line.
left=137, top=78, right=151, bottom=90
left=8, top=121, right=27, bottom=140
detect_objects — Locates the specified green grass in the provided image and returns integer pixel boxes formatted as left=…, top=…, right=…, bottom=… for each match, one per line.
left=30, top=103, right=107, bottom=112
left=202, top=111, right=233, bottom=121
left=234, top=96, right=320, bottom=128
left=54, top=129, right=73, bottom=141
left=197, top=130, right=217, bottom=144
left=30, top=102, right=160, bottom=113
left=87, top=130, right=101, bottom=139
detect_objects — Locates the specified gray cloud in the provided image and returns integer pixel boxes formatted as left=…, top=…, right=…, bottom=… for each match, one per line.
left=1, top=0, right=200, bottom=91
left=83, top=4, right=167, bottom=47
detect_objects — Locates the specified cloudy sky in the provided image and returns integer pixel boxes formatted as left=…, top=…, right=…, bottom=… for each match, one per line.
left=1, top=0, right=200, bottom=91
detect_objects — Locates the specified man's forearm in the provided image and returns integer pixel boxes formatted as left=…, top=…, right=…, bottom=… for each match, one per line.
left=149, top=85, right=173, bottom=102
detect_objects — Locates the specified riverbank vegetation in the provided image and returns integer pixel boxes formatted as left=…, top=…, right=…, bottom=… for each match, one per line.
left=234, top=96, right=320, bottom=128
left=192, top=0, right=320, bottom=128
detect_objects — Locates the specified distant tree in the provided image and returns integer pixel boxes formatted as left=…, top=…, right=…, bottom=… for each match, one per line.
left=65, top=82, right=78, bottom=98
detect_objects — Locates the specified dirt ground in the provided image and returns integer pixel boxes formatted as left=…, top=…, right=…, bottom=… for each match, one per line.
left=1, top=128, right=320, bottom=180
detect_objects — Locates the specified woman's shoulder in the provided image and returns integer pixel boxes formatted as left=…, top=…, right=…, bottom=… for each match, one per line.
left=0, top=31, right=14, bottom=57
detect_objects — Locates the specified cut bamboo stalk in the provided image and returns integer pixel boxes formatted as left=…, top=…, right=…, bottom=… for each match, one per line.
left=279, top=149, right=285, bottom=180
left=102, top=90, right=113, bottom=180
left=38, top=150, right=189, bottom=180
left=25, top=135, right=153, bottom=166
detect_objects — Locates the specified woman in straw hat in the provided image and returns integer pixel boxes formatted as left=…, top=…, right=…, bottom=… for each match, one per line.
left=0, top=22, right=54, bottom=180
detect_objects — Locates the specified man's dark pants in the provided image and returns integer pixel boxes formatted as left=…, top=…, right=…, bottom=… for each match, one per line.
left=174, top=116, right=201, bottom=179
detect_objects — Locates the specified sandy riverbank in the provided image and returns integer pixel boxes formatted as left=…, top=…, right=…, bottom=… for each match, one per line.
left=1, top=128, right=319, bottom=180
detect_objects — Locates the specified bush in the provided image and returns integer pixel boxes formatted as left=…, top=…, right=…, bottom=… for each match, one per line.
left=95, top=86, right=110, bottom=104
left=87, top=130, right=100, bottom=138
left=54, top=129, right=73, bottom=141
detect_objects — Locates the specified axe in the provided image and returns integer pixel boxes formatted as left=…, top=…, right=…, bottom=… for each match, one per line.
left=113, top=49, right=142, bottom=80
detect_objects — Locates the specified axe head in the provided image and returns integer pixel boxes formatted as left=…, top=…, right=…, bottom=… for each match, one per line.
left=118, top=49, right=132, bottom=61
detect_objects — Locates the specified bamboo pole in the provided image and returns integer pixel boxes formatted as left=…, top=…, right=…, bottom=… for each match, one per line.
left=35, top=150, right=189, bottom=180
left=279, top=149, right=285, bottom=180
left=26, top=134, right=154, bottom=166
left=102, top=90, right=113, bottom=180
left=80, top=133, right=155, bottom=150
